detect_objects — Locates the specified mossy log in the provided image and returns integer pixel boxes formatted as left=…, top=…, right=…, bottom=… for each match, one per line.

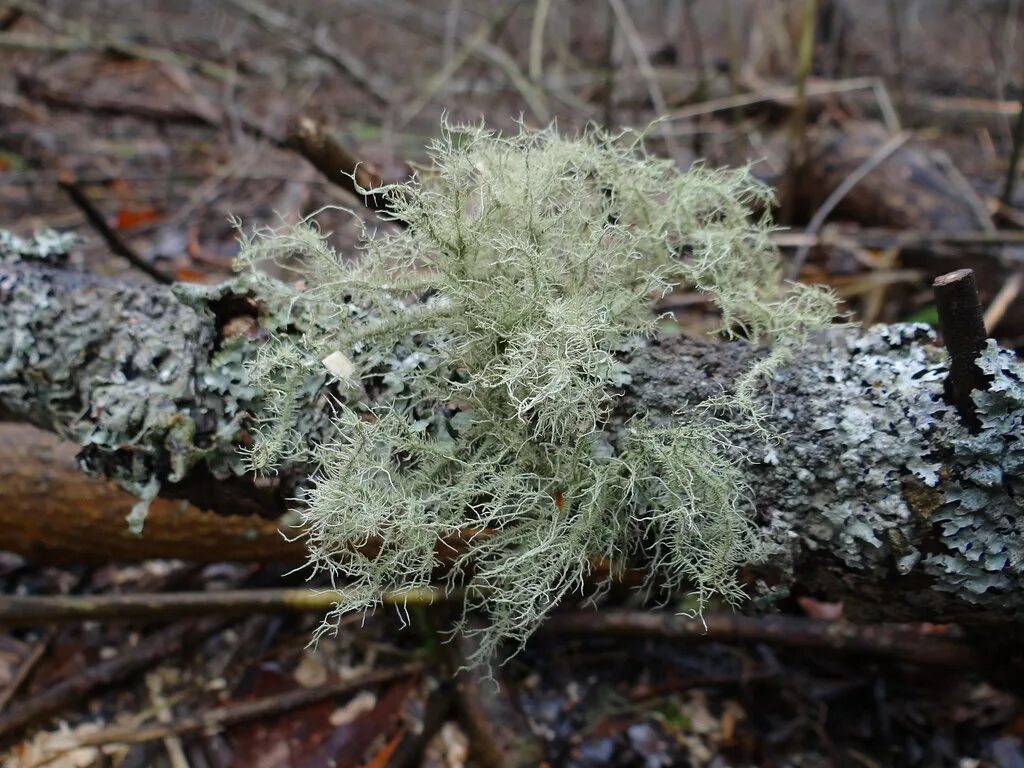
left=1, top=258, right=1022, bottom=627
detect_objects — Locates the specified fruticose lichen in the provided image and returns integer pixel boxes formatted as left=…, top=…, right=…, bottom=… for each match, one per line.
left=236, top=124, right=838, bottom=662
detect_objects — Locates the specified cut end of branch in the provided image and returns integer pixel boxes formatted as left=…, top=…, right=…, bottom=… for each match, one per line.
left=933, top=268, right=990, bottom=431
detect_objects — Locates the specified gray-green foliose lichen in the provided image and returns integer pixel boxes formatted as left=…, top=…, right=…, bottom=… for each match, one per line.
left=735, top=322, right=1023, bottom=619
left=1, top=233, right=336, bottom=524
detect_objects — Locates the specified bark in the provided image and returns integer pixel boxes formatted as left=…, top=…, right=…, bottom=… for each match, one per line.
left=2, top=258, right=1022, bottom=627
left=0, top=424, right=304, bottom=564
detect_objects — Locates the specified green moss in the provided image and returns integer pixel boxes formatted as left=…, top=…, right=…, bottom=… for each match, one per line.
left=237, top=122, right=836, bottom=664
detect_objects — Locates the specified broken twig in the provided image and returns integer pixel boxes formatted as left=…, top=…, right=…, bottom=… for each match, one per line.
left=933, top=269, right=990, bottom=431
left=57, top=175, right=172, bottom=284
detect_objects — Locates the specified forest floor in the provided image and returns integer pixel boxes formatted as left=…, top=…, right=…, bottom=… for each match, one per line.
left=1, top=1, right=1023, bottom=766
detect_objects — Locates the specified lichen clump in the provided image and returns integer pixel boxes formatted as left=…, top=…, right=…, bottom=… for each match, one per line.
left=238, top=124, right=835, bottom=663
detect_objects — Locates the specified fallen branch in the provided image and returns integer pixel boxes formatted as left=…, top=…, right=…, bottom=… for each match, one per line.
left=1, top=256, right=1022, bottom=627
left=0, top=588, right=452, bottom=626
left=0, top=424, right=304, bottom=564
left=44, top=663, right=424, bottom=751
left=539, top=611, right=980, bottom=668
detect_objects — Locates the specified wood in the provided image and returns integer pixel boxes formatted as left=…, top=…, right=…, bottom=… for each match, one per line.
left=2, top=259, right=1023, bottom=628
left=0, top=587, right=451, bottom=626
left=285, top=116, right=397, bottom=217
left=540, top=610, right=980, bottom=668
left=933, top=269, right=990, bottom=431
left=0, top=424, right=305, bottom=564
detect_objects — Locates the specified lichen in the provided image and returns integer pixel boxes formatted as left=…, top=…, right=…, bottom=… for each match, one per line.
left=237, top=123, right=836, bottom=663
left=927, top=341, right=1024, bottom=600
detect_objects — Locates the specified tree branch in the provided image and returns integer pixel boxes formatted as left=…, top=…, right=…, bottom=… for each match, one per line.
left=2, top=257, right=1022, bottom=627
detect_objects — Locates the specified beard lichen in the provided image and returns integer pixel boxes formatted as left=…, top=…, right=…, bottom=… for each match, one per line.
left=236, top=123, right=836, bottom=664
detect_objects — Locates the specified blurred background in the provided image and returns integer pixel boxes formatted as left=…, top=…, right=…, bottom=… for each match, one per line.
left=2, top=1, right=1024, bottom=766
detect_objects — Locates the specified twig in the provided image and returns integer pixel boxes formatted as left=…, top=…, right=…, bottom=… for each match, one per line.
left=9, top=0, right=235, bottom=81
left=145, top=673, right=189, bottom=768
left=666, top=75, right=880, bottom=122
left=47, top=664, right=422, bottom=750
left=1003, top=90, right=1024, bottom=205
left=539, top=610, right=981, bottom=667
left=607, top=0, right=680, bottom=158
left=399, top=5, right=520, bottom=127
left=773, top=227, right=1024, bottom=251
left=0, top=587, right=453, bottom=626
left=781, top=0, right=819, bottom=224
left=222, top=0, right=393, bottom=107
left=933, top=269, right=991, bottom=431
left=0, top=618, right=226, bottom=744
left=57, top=175, right=173, bottom=284
left=0, top=628, right=55, bottom=711
left=450, top=618, right=545, bottom=768
left=358, top=0, right=549, bottom=124
left=528, top=0, right=551, bottom=82
left=788, top=130, right=912, bottom=279
left=984, top=268, right=1024, bottom=333
left=283, top=117, right=399, bottom=219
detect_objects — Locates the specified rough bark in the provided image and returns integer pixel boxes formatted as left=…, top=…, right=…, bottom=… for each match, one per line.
left=2, top=257, right=1022, bottom=627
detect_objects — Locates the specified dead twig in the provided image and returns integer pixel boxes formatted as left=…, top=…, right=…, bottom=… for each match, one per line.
left=284, top=117, right=400, bottom=219
left=0, top=618, right=226, bottom=745
left=223, top=0, right=393, bottom=107
left=9, top=1, right=235, bottom=81
left=0, top=628, right=55, bottom=712
left=933, top=269, right=991, bottom=431
left=44, top=664, right=423, bottom=751
left=539, top=610, right=981, bottom=668
left=984, top=268, right=1024, bottom=334
left=788, top=131, right=912, bottom=279
left=606, top=0, right=680, bottom=158
left=57, top=175, right=173, bottom=284
left=0, top=588, right=453, bottom=626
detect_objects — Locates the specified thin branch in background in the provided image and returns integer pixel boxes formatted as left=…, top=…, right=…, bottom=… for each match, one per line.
left=0, top=618, right=227, bottom=744
left=781, top=0, right=819, bottom=224
left=1003, top=91, right=1024, bottom=205
left=10, top=0, right=235, bottom=81
left=529, top=0, right=551, bottom=82
left=539, top=610, right=981, bottom=668
left=0, top=628, right=55, bottom=712
left=356, top=0, right=550, bottom=124
left=39, top=664, right=423, bottom=754
left=788, top=130, right=911, bottom=279
left=666, top=75, right=885, bottom=122
left=602, top=1, right=616, bottom=130
left=0, top=587, right=454, bottom=626
left=682, top=0, right=708, bottom=99
left=606, top=0, right=680, bottom=159
left=400, top=4, right=521, bottom=127
left=57, top=175, right=173, bottom=284
left=443, top=0, right=462, bottom=66
left=886, top=0, right=906, bottom=110
left=984, top=268, right=1024, bottom=333
left=223, top=0, right=394, bottom=107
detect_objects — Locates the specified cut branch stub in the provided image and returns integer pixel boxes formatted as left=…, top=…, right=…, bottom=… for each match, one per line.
left=933, top=268, right=990, bottom=431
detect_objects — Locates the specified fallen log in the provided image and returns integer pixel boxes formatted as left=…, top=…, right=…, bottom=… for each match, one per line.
left=1, top=255, right=1022, bottom=627
left=0, top=423, right=304, bottom=564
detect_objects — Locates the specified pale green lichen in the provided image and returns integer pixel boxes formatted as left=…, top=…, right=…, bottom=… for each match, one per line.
left=237, top=123, right=836, bottom=663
